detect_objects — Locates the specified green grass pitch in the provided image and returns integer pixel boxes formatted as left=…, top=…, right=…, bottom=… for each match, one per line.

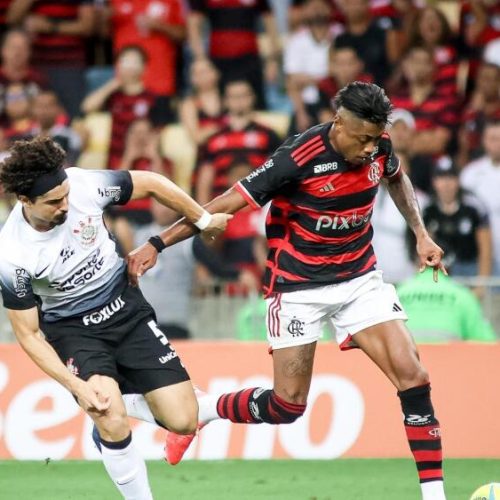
left=0, top=459, right=498, bottom=499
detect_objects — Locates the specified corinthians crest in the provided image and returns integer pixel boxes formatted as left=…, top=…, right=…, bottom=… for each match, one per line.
left=73, top=216, right=99, bottom=248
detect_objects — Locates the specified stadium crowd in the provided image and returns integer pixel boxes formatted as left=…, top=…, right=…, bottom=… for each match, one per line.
left=0, top=0, right=499, bottom=341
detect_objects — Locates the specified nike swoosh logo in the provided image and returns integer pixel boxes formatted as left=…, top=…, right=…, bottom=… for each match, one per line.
left=34, top=265, right=50, bottom=279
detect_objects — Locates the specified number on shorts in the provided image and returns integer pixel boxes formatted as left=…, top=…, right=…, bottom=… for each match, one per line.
left=147, top=320, right=168, bottom=345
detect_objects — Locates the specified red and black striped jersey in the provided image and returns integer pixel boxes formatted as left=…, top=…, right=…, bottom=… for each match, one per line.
left=390, top=88, right=459, bottom=132
left=197, top=121, right=281, bottom=197
left=188, top=0, right=271, bottom=59
left=235, top=122, right=401, bottom=295
left=31, top=0, right=93, bottom=67
left=105, top=90, right=159, bottom=169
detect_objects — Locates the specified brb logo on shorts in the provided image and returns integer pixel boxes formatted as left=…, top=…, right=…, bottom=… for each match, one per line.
left=82, top=296, right=125, bottom=325
left=288, top=317, right=305, bottom=337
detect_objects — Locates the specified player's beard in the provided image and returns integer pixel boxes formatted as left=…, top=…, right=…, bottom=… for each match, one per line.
left=53, top=212, right=68, bottom=225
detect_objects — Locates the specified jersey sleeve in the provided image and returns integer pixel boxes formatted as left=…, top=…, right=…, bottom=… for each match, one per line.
left=235, top=140, right=300, bottom=208
left=380, top=134, right=401, bottom=180
left=81, top=169, right=133, bottom=209
left=0, top=261, right=36, bottom=310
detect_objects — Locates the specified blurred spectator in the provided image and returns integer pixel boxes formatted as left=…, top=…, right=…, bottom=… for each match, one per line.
left=408, top=6, right=459, bottom=95
left=81, top=45, right=163, bottom=169
left=132, top=200, right=259, bottom=339
left=0, top=29, right=47, bottom=122
left=111, top=0, right=185, bottom=118
left=370, top=0, right=422, bottom=64
left=30, top=90, right=82, bottom=166
left=194, top=79, right=281, bottom=205
left=391, top=45, right=459, bottom=158
left=3, top=82, right=34, bottom=141
left=219, top=160, right=268, bottom=272
left=457, top=62, right=500, bottom=167
left=7, top=0, right=95, bottom=118
left=180, top=58, right=225, bottom=146
left=398, top=268, right=496, bottom=343
left=483, top=38, right=500, bottom=67
left=461, top=120, right=500, bottom=276
left=423, top=157, right=492, bottom=281
left=383, top=107, right=429, bottom=190
left=117, top=118, right=172, bottom=225
left=284, top=0, right=336, bottom=134
left=187, top=0, right=281, bottom=109
left=372, top=109, right=429, bottom=284
left=289, top=0, right=344, bottom=32
left=0, top=1, right=12, bottom=37
left=333, top=0, right=391, bottom=85
left=317, top=45, right=374, bottom=123
left=460, top=0, right=500, bottom=79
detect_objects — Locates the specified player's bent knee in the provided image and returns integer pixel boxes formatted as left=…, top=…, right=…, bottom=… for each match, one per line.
left=166, top=414, right=198, bottom=435
left=397, top=366, right=430, bottom=391
left=268, top=391, right=306, bottom=424
left=94, top=411, right=130, bottom=441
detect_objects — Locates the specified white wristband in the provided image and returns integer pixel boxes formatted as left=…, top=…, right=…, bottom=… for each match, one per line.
left=194, top=210, right=212, bottom=230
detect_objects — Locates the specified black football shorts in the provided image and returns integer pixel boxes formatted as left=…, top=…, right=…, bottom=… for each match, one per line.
left=41, top=284, right=190, bottom=394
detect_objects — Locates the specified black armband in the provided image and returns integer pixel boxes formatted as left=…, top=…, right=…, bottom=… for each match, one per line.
left=148, top=235, right=167, bottom=253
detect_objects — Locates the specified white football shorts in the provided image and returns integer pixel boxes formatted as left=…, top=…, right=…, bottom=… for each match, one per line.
left=265, top=270, right=407, bottom=350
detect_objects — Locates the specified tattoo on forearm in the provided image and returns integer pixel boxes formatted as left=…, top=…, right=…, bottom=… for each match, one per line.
left=387, top=174, right=425, bottom=234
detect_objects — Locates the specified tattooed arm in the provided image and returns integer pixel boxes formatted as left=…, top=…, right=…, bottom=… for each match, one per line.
left=385, top=172, right=447, bottom=281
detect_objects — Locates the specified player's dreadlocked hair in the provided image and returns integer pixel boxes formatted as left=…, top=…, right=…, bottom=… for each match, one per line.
left=333, top=82, right=393, bottom=125
left=0, top=136, right=66, bottom=197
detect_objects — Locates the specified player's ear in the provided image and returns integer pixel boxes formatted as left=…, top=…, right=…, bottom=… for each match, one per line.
left=18, top=195, right=31, bottom=206
left=332, top=113, right=342, bottom=130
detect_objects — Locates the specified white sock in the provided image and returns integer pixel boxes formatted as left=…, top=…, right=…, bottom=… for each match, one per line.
left=123, top=394, right=156, bottom=425
left=101, top=434, right=153, bottom=500
left=421, top=480, right=446, bottom=500
left=122, top=390, right=220, bottom=429
left=195, top=389, right=220, bottom=425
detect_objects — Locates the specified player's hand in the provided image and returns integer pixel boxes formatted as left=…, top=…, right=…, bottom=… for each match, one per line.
left=126, top=241, right=159, bottom=286
left=73, top=380, right=110, bottom=413
left=416, top=232, right=447, bottom=282
left=238, top=269, right=260, bottom=293
left=201, top=213, right=233, bottom=239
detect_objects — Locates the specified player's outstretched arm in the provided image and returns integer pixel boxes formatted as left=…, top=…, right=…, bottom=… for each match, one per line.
left=126, top=186, right=248, bottom=285
left=386, top=172, right=447, bottom=281
left=7, top=307, right=110, bottom=413
left=129, top=170, right=232, bottom=236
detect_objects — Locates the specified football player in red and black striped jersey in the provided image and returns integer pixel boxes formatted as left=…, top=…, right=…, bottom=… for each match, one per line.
left=129, top=82, right=448, bottom=499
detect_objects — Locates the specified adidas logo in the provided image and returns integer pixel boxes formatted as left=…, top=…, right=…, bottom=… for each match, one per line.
left=319, top=183, right=334, bottom=193
left=392, top=303, right=403, bottom=312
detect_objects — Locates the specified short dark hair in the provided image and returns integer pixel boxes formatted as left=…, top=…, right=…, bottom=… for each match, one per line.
left=0, top=137, right=66, bottom=198
left=333, top=81, right=392, bottom=125
left=485, top=119, right=500, bottom=130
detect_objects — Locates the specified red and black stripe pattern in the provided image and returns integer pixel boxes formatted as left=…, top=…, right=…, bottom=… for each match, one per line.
left=399, top=384, right=443, bottom=484
left=390, top=88, right=459, bottom=132
left=216, top=388, right=306, bottom=424
left=31, top=0, right=92, bottom=67
left=189, top=0, right=271, bottom=59
left=196, top=121, right=280, bottom=198
left=106, top=90, right=158, bottom=169
left=236, top=122, right=401, bottom=295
